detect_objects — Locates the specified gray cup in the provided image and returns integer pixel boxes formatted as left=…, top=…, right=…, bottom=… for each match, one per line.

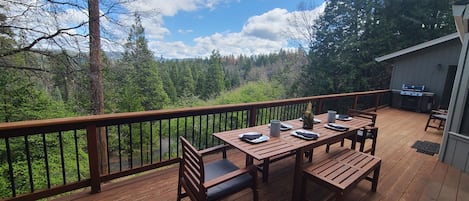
left=327, top=110, right=337, bottom=123
left=270, top=120, right=281, bottom=137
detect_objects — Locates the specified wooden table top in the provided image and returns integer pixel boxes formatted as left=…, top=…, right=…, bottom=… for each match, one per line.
left=213, top=113, right=373, bottom=161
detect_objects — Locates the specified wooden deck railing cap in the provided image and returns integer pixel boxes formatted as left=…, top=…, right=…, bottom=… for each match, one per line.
left=0, top=89, right=390, bottom=133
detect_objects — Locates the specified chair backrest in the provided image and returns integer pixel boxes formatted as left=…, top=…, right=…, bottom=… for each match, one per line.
left=180, top=137, right=206, bottom=201
left=348, top=109, right=377, bottom=126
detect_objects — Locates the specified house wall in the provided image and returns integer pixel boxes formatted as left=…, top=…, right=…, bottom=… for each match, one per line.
left=439, top=32, right=469, bottom=174
left=389, top=39, right=461, bottom=107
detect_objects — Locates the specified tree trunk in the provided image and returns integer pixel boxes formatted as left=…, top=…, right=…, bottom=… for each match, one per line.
left=88, top=0, right=108, bottom=174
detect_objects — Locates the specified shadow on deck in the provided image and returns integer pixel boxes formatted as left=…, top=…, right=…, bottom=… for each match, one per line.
left=56, top=108, right=469, bottom=201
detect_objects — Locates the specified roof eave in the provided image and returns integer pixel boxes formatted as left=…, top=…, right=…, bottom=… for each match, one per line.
left=375, top=33, right=460, bottom=63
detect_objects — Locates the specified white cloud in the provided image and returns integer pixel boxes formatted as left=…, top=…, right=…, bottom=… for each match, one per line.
left=147, top=2, right=326, bottom=59
left=241, top=8, right=291, bottom=41
left=126, top=0, right=200, bottom=16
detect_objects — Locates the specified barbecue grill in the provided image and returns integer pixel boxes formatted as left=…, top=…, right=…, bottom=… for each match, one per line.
left=392, top=84, right=434, bottom=113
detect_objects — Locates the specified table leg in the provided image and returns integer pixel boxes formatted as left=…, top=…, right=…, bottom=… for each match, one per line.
left=245, top=154, right=253, bottom=166
left=292, top=147, right=305, bottom=201
left=350, top=132, right=357, bottom=150
left=262, top=159, right=269, bottom=182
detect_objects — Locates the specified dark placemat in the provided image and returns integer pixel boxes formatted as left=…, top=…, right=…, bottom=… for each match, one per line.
left=411, top=140, right=440, bottom=156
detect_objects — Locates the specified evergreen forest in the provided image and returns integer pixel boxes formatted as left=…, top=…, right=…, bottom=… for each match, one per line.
left=0, top=0, right=457, bottom=198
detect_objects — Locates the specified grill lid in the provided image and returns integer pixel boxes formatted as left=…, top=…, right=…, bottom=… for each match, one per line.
left=402, top=84, right=425, bottom=92
left=400, top=91, right=423, bottom=96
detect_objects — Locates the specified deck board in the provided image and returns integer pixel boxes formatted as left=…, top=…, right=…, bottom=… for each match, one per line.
left=54, top=107, right=468, bottom=201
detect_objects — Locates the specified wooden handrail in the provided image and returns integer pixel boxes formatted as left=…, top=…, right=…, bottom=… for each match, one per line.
left=0, top=89, right=390, bottom=136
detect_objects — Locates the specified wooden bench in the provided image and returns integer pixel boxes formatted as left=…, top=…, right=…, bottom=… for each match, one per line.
left=301, top=149, right=381, bottom=201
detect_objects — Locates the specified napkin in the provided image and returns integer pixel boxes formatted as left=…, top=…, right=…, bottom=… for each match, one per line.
left=241, top=133, right=262, bottom=140
left=295, top=131, right=319, bottom=139
left=328, top=123, right=349, bottom=130
left=337, top=114, right=350, bottom=119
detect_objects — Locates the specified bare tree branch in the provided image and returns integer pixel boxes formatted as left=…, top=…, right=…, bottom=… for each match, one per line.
left=0, top=64, right=50, bottom=72
left=0, top=21, right=88, bottom=57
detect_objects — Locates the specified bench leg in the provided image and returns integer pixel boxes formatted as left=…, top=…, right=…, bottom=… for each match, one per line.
left=371, top=165, right=381, bottom=192
left=335, top=193, right=344, bottom=201
left=300, top=175, right=307, bottom=201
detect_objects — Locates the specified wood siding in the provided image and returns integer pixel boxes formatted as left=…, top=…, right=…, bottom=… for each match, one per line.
left=441, top=32, right=469, bottom=174
left=444, top=133, right=469, bottom=172
left=389, top=38, right=461, bottom=107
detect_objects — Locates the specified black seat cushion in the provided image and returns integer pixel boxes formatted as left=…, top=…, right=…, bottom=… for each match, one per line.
left=205, top=159, right=252, bottom=201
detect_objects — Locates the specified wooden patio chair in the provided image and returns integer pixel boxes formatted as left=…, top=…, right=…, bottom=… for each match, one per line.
left=424, top=109, right=448, bottom=131
left=326, top=109, right=378, bottom=155
left=177, top=137, right=258, bottom=201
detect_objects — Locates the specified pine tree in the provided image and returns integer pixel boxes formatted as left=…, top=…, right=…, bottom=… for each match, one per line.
left=296, top=0, right=454, bottom=96
left=120, top=14, right=169, bottom=110
left=203, top=50, right=225, bottom=99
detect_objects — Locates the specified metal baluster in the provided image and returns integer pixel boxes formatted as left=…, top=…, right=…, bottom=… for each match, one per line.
left=129, top=124, right=133, bottom=169
left=229, top=112, right=233, bottom=130
left=205, top=114, right=209, bottom=148
left=24, top=136, right=34, bottom=192
left=211, top=114, right=216, bottom=146
left=224, top=112, right=228, bottom=131
left=5, top=138, right=15, bottom=197
left=58, top=132, right=66, bottom=184
left=176, top=119, right=180, bottom=157
left=192, top=116, right=195, bottom=143
left=42, top=133, right=51, bottom=188
left=219, top=113, right=222, bottom=132
left=159, top=120, right=162, bottom=162
left=184, top=117, right=188, bottom=139
left=168, top=119, right=171, bottom=159
left=118, top=125, right=122, bottom=171
left=140, top=122, right=143, bottom=166
left=198, top=115, right=202, bottom=148
left=150, top=121, right=153, bottom=163
left=74, top=130, right=81, bottom=180
left=105, top=127, right=110, bottom=174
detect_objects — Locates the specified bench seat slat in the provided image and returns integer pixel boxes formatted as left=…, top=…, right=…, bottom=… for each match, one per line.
left=302, top=149, right=381, bottom=200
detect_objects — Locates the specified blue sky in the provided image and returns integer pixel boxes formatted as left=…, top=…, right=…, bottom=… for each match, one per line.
left=164, top=0, right=322, bottom=46
left=117, top=0, right=326, bottom=58
left=4, top=0, right=325, bottom=59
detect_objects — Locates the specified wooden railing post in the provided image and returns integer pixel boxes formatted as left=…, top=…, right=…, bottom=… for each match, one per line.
left=375, top=94, right=380, bottom=112
left=86, top=125, right=101, bottom=193
left=315, top=99, right=322, bottom=114
left=249, top=106, right=257, bottom=127
left=353, top=95, right=359, bottom=109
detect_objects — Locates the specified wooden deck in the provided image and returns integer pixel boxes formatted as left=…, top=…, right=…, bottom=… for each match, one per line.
left=55, top=108, right=469, bottom=201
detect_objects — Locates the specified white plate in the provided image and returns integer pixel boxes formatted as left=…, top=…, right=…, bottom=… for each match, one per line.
left=290, top=129, right=320, bottom=140
left=239, top=132, right=270, bottom=143
left=324, top=123, right=349, bottom=131
left=268, top=122, right=293, bottom=131
left=336, top=115, right=353, bottom=121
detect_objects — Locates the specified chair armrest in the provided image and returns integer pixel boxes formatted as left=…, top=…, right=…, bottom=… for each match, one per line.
left=199, top=144, right=230, bottom=156
left=348, top=109, right=377, bottom=116
left=203, top=166, right=254, bottom=189
left=432, top=109, right=448, bottom=115
left=364, top=126, right=378, bottom=130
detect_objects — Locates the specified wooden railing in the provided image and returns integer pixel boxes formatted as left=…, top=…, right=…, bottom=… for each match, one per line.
left=0, top=89, right=391, bottom=200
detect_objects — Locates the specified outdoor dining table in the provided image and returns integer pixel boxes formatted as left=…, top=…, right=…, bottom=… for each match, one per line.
left=212, top=112, right=374, bottom=201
